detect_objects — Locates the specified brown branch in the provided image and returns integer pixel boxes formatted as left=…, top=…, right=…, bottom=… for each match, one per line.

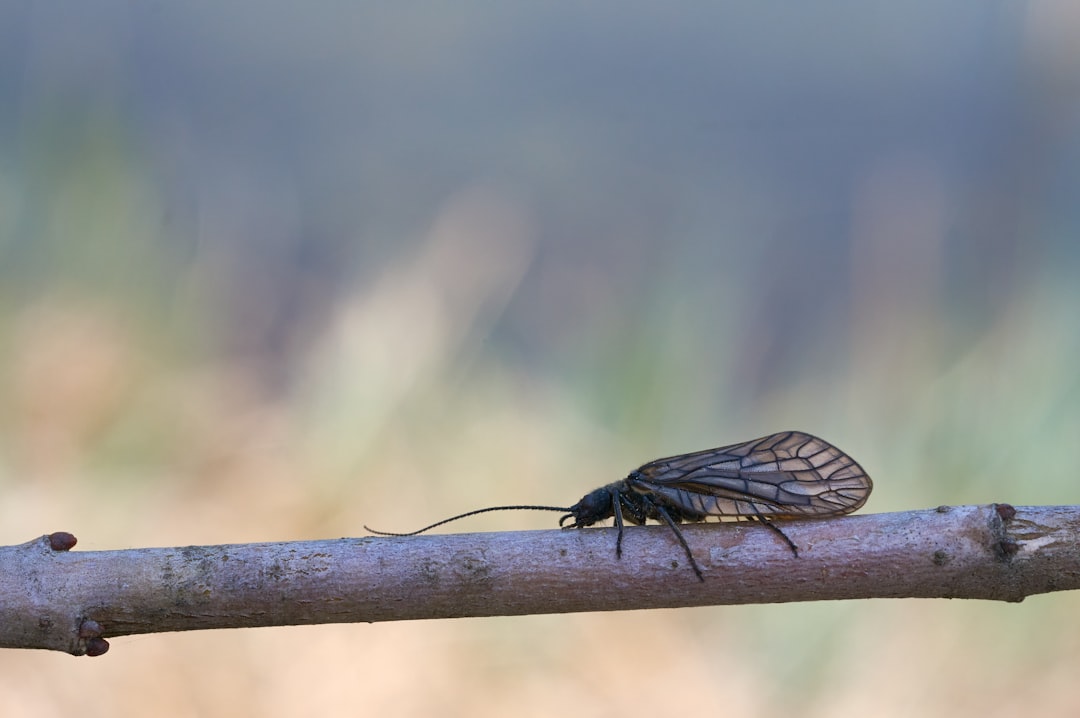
left=2, top=504, right=1076, bottom=656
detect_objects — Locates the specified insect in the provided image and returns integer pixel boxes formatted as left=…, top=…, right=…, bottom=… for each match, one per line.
left=364, top=431, right=872, bottom=581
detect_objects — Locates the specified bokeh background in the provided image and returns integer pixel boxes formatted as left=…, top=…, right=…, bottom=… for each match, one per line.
left=2, top=2, right=1080, bottom=716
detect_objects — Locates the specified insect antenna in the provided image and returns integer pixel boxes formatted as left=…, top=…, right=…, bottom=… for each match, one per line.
left=364, top=505, right=572, bottom=537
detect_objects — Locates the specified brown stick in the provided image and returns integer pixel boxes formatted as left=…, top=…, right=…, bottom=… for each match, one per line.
left=1, top=504, right=1074, bottom=656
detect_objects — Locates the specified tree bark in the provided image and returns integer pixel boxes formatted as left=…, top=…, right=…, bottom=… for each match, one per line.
left=1, top=503, right=1075, bottom=656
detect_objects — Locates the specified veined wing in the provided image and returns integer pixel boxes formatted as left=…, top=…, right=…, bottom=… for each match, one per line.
left=629, top=431, right=872, bottom=519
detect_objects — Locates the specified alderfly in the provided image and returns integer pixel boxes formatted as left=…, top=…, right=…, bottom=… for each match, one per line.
left=364, top=431, right=872, bottom=581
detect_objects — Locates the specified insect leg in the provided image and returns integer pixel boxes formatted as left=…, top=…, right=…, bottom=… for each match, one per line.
left=750, top=516, right=799, bottom=557
left=648, top=503, right=705, bottom=582
left=612, top=492, right=626, bottom=559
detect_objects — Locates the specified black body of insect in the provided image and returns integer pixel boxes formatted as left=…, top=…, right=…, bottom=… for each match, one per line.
left=365, top=431, right=872, bottom=581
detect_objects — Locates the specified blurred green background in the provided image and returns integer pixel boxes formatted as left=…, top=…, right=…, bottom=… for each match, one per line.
left=2, top=2, right=1079, bottom=716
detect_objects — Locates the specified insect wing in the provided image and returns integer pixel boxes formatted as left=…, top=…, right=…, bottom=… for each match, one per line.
left=628, top=431, right=872, bottom=519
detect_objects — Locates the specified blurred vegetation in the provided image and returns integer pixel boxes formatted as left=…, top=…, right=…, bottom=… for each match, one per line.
left=2, top=3, right=1079, bottom=717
